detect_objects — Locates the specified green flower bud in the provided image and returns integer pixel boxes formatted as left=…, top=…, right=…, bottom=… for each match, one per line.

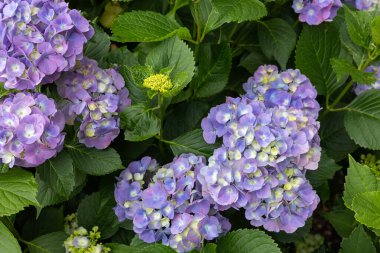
left=143, top=74, right=173, bottom=93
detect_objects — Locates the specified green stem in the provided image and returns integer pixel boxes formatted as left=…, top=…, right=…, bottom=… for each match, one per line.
left=158, top=94, right=166, bottom=154
left=325, top=55, right=374, bottom=115
left=228, top=23, right=238, bottom=40
left=328, top=79, right=355, bottom=110
left=193, top=0, right=202, bottom=61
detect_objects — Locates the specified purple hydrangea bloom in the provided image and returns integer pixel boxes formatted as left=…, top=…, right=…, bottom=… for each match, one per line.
left=57, top=57, right=131, bottom=149
left=345, top=0, right=379, bottom=10
left=245, top=165, right=319, bottom=233
left=0, top=92, right=65, bottom=167
left=199, top=64, right=321, bottom=233
left=0, top=0, right=94, bottom=90
left=114, top=154, right=231, bottom=253
left=201, top=96, right=320, bottom=171
left=243, top=65, right=322, bottom=169
left=292, top=0, right=342, bottom=25
left=243, top=65, right=320, bottom=120
left=353, top=65, right=380, bottom=95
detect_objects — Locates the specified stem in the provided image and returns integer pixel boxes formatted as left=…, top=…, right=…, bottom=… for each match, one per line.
left=158, top=94, right=166, bottom=154
left=325, top=55, right=374, bottom=114
left=193, top=0, right=202, bottom=61
left=328, top=79, right=355, bottom=109
left=200, top=237, right=205, bottom=253
left=228, top=23, right=238, bottom=40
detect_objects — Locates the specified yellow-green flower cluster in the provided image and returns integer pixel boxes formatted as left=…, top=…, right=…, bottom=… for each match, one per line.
left=295, top=234, right=324, bottom=253
left=143, top=74, right=173, bottom=93
left=360, top=154, right=380, bottom=178
left=64, top=226, right=110, bottom=253
left=64, top=213, right=79, bottom=235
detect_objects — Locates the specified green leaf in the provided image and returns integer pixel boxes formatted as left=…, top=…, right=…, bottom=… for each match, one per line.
left=271, top=218, right=312, bottom=243
left=164, top=101, right=210, bottom=140
left=36, top=169, right=86, bottom=210
left=106, top=243, right=137, bottom=252
left=28, top=231, right=66, bottom=253
left=344, top=6, right=373, bottom=48
left=35, top=175, right=65, bottom=209
left=77, top=192, right=119, bottom=239
left=307, top=152, right=341, bottom=188
left=204, top=243, right=217, bottom=253
left=344, top=89, right=380, bottom=150
left=340, top=23, right=366, bottom=66
left=323, top=209, right=357, bottom=238
left=216, top=229, right=281, bottom=253
left=194, top=43, right=232, bottom=98
left=343, top=155, right=380, bottom=209
left=340, top=225, right=376, bottom=253
left=295, top=24, right=341, bottom=95
left=0, top=168, right=38, bottom=217
left=239, top=50, right=268, bottom=73
left=316, top=182, right=330, bottom=203
left=137, top=244, right=176, bottom=253
left=22, top=207, right=64, bottom=241
left=169, top=129, right=219, bottom=157
left=0, top=221, right=21, bottom=253
left=320, top=112, right=357, bottom=161
left=204, top=0, right=267, bottom=35
left=66, top=144, right=122, bottom=176
left=331, top=58, right=376, bottom=84
left=100, top=47, right=139, bottom=68
left=372, top=16, right=380, bottom=45
left=120, top=104, right=161, bottom=142
left=0, top=83, right=10, bottom=99
left=258, top=18, right=296, bottom=69
left=111, top=11, right=191, bottom=42
left=146, top=36, right=195, bottom=96
left=84, top=25, right=110, bottom=62
left=130, top=235, right=149, bottom=248
left=36, top=152, right=74, bottom=198
left=119, top=65, right=152, bottom=104
left=352, top=191, right=380, bottom=229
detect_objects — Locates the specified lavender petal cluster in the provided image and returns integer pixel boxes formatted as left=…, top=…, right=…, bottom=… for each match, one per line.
left=345, top=0, right=380, bottom=10
left=353, top=65, right=380, bottom=96
left=243, top=65, right=321, bottom=170
left=114, top=155, right=231, bottom=253
left=0, top=92, right=65, bottom=168
left=292, top=0, right=342, bottom=25
left=0, top=0, right=94, bottom=90
left=200, top=65, right=321, bottom=233
left=244, top=164, right=319, bottom=233
left=57, top=57, right=131, bottom=149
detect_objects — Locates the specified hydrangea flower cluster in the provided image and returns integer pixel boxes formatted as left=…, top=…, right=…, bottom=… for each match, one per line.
left=57, top=57, right=131, bottom=149
left=292, top=0, right=342, bottom=25
left=295, top=233, right=324, bottom=253
left=0, top=92, right=65, bottom=168
left=353, top=65, right=380, bottom=95
left=345, top=0, right=380, bottom=10
left=114, top=155, right=231, bottom=253
left=64, top=226, right=110, bottom=253
left=143, top=74, right=173, bottom=93
left=0, top=0, right=94, bottom=90
left=65, top=213, right=79, bottom=235
left=200, top=65, right=320, bottom=233
left=244, top=164, right=319, bottom=233
left=360, top=153, right=380, bottom=178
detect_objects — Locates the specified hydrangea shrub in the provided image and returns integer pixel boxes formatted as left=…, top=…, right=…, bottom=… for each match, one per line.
left=0, top=0, right=380, bottom=253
